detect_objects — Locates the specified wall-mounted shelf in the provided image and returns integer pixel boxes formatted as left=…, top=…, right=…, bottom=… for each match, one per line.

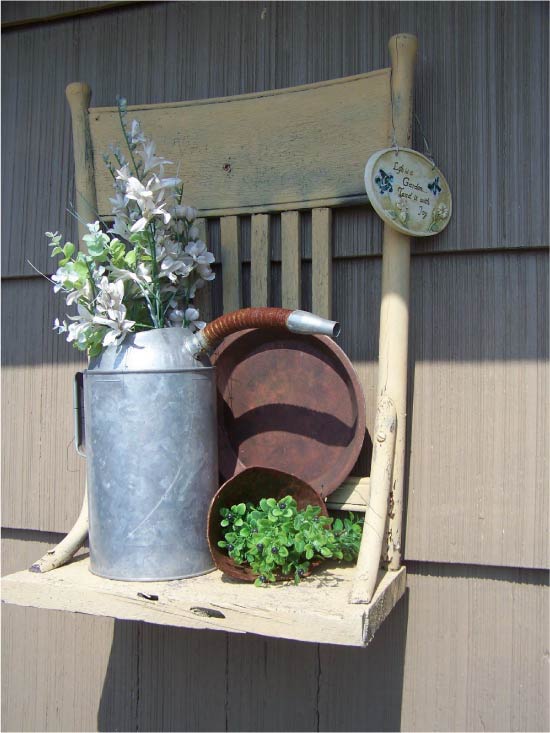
left=2, top=557, right=406, bottom=648
left=2, top=32, right=417, bottom=650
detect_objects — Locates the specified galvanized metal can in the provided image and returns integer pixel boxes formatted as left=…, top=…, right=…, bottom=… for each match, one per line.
left=77, top=328, right=218, bottom=581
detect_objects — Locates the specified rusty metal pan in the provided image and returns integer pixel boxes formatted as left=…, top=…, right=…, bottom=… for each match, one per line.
left=211, top=329, right=366, bottom=498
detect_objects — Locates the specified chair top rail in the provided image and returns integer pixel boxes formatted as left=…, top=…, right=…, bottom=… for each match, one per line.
left=87, top=68, right=391, bottom=218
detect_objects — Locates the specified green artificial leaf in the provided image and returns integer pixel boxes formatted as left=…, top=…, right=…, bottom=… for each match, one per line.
left=124, top=249, right=137, bottom=267
left=86, top=241, right=106, bottom=258
left=218, top=497, right=364, bottom=587
left=73, top=259, right=89, bottom=278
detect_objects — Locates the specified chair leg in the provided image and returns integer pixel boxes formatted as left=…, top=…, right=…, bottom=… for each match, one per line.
left=29, top=485, right=89, bottom=573
left=350, top=397, right=397, bottom=604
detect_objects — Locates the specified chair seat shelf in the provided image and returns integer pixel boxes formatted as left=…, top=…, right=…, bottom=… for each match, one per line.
left=2, top=33, right=418, bottom=648
left=1, top=556, right=406, bottom=648
left=2, top=474, right=406, bottom=647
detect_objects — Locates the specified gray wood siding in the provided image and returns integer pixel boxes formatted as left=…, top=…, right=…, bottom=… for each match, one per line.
left=3, top=253, right=547, bottom=569
left=1, top=1, right=548, bottom=277
left=2, top=2, right=548, bottom=731
left=2, top=535, right=548, bottom=732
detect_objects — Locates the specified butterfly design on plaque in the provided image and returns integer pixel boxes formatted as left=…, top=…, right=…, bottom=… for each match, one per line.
left=365, top=148, right=452, bottom=237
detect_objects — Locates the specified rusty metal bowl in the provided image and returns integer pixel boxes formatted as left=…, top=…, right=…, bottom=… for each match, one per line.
left=207, top=466, right=329, bottom=582
left=211, top=330, right=366, bottom=498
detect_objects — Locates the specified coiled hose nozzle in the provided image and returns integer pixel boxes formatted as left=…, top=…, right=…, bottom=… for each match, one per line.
left=184, top=307, right=340, bottom=359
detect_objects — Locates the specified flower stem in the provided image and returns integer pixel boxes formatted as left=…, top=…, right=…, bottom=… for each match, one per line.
left=146, top=221, right=162, bottom=327
left=117, top=102, right=141, bottom=180
left=85, top=260, right=98, bottom=301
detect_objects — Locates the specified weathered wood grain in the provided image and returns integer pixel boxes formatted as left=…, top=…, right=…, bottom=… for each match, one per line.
left=193, top=218, right=214, bottom=323
left=2, top=555, right=406, bottom=648
left=281, top=211, right=301, bottom=309
left=88, top=69, right=391, bottom=217
left=312, top=208, right=333, bottom=319
left=326, top=476, right=371, bottom=512
left=220, top=216, right=242, bottom=313
left=250, top=214, right=270, bottom=306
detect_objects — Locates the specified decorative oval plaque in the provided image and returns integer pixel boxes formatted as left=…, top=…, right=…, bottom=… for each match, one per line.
left=365, top=148, right=452, bottom=237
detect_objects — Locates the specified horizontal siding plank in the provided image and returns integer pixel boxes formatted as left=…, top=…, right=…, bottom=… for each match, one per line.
left=2, top=529, right=68, bottom=576
left=3, top=535, right=547, bottom=733
left=1, top=2, right=116, bottom=24
left=405, top=251, right=549, bottom=568
left=335, top=249, right=549, bottom=569
left=1, top=604, right=130, bottom=733
left=2, top=3, right=547, bottom=276
left=136, top=625, right=227, bottom=732
left=1, top=4, right=548, bottom=733
left=1, top=279, right=87, bottom=532
left=1, top=532, right=136, bottom=733
left=2, top=533, right=227, bottom=733
left=319, top=562, right=549, bottom=733
left=3, top=252, right=547, bottom=572
left=227, top=634, right=319, bottom=731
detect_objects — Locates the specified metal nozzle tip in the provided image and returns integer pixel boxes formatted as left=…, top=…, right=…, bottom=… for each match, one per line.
left=287, top=310, right=341, bottom=338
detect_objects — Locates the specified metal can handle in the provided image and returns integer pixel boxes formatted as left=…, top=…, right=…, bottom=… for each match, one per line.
left=73, top=372, right=86, bottom=457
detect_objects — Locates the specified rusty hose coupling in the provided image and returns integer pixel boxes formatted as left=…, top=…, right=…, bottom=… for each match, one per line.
left=184, top=307, right=341, bottom=359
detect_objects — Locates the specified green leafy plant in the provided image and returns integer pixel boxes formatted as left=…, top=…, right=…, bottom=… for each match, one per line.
left=218, top=496, right=363, bottom=586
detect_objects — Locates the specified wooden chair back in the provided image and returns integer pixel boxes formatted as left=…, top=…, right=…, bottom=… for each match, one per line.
left=67, top=33, right=418, bottom=603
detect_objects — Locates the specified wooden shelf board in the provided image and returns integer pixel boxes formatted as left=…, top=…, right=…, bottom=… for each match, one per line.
left=1, top=556, right=406, bottom=648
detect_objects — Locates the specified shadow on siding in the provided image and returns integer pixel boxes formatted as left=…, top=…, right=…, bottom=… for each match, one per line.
left=96, top=590, right=409, bottom=732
